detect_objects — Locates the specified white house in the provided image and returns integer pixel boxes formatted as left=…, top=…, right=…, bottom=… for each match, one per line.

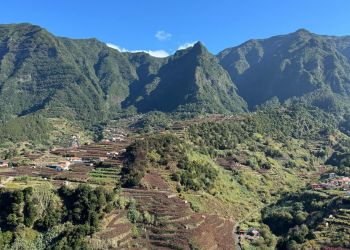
left=48, top=161, right=71, bottom=171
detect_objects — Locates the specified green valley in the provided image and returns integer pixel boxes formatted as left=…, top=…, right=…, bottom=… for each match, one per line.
left=0, top=22, right=350, bottom=250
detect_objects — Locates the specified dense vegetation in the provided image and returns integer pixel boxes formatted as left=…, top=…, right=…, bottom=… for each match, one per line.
left=132, top=112, right=172, bottom=133
left=0, top=115, right=52, bottom=143
left=195, top=106, right=334, bottom=139
left=121, top=134, right=218, bottom=191
left=187, top=105, right=336, bottom=162
left=0, top=185, right=115, bottom=249
left=121, top=134, right=185, bottom=187
left=262, top=190, right=350, bottom=249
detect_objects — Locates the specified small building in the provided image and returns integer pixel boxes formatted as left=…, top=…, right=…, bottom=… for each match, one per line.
left=82, top=157, right=96, bottom=164
left=247, top=228, right=260, bottom=237
left=48, top=161, right=70, bottom=171
left=99, top=157, right=108, bottom=162
left=69, top=157, right=83, bottom=164
left=107, top=151, right=119, bottom=159
left=111, top=135, right=126, bottom=142
left=82, top=157, right=104, bottom=165
left=55, top=163, right=70, bottom=172
left=0, top=160, right=9, bottom=168
left=328, top=173, right=336, bottom=179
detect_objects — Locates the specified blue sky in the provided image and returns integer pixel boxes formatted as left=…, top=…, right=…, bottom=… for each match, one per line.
left=1, top=0, right=350, bottom=57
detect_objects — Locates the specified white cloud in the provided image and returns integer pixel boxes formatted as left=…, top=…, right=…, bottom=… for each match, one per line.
left=177, top=41, right=197, bottom=51
left=106, top=43, right=169, bottom=58
left=106, top=43, right=127, bottom=52
left=143, top=50, right=169, bottom=58
left=155, top=30, right=172, bottom=41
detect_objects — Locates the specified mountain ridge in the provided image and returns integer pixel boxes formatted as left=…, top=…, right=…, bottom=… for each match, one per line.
left=0, top=23, right=246, bottom=125
left=1, top=23, right=350, bottom=125
left=217, top=28, right=350, bottom=110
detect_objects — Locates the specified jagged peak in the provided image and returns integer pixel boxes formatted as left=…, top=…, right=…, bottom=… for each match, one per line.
left=173, top=41, right=210, bottom=59
left=193, top=41, right=205, bottom=48
left=191, top=41, right=208, bottom=53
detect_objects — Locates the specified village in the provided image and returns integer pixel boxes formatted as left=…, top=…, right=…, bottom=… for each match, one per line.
left=0, top=116, right=349, bottom=249
left=0, top=128, right=130, bottom=188
left=311, top=172, right=350, bottom=193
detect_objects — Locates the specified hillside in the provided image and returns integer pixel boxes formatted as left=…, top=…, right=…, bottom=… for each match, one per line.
left=0, top=23, right=246, bottom=128
left=2, top=24, right=350, bottom=124
left=217, top=29, right=350, bottom=110
left=263, top=189, right=350, bottom=249
left=123, top=42, right=247, bottom=113
left=1, top=23, right=350, bottom=249
left=0, top=105, right=349, bottom=249
left=0, top=23, right=138, bottom=124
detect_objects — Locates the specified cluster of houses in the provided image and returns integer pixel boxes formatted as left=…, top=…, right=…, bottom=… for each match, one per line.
left=1, top=147, right=126, bottom=173
left=311, top=173, right=350, bottom=191
left=102, top=128, right=128, bottom=143
left=46, top=156, right=108, bottom=171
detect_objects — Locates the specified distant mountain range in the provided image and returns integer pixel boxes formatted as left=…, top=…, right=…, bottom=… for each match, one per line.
left=1, top=23, right=350, bottom=124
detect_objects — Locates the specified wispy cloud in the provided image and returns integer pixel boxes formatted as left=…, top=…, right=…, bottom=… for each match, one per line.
left=142, top=50, right=169, bottom=58
left=106, top=43, right=126, bottom=52
left=155, top=30, right=172, bottom=41
left=106, top=43, right=169, bottom=58
left=177, top=41, right=197, bottom=50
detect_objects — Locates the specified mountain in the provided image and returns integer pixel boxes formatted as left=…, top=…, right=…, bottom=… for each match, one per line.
left=0, top=23, right=138, bottom=124
left=329, top=35, right=350, bottom=61
left=2, top=23, right=350, bottom=126
left=0, top=23, right=246, bottom=126
left=217, top=29, right=350, bottom=110
left=123, top=42, right=247, bottom=113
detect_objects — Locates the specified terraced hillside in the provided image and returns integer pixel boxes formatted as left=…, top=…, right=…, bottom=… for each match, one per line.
left=123, top=185, right=235, bottom=249
left=262, top=188, right=350, bottom=249
left=90, top=210, right=134, bottom=249
left=90, top=177, right=235, bottom=250
left=305, top=193, right=350, bottom=248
